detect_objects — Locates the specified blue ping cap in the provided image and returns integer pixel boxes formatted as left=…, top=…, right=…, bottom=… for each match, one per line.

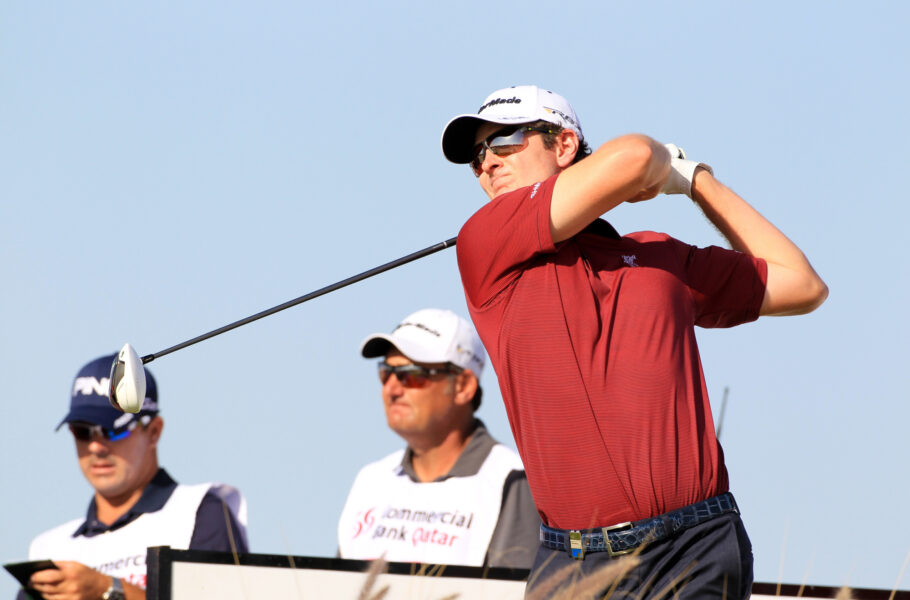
left=56, top=353, right=159, bottom=431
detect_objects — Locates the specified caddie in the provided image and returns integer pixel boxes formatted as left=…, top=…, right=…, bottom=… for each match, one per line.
left=440, top=85, right=828, bottom=598
left=337, top=308, right=540, bottom=569
left=20, top=354, right=249, bottom=600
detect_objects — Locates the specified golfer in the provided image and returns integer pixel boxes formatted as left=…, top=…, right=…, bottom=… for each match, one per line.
left=440, top=85, right=827, bottom=598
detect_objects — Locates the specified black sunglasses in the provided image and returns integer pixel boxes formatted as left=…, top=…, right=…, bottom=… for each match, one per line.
left=69, top=415, right=152, bottom=442
left=470, top=125, right=556, bottom=176
left=377, top=361, right=463, bottom=388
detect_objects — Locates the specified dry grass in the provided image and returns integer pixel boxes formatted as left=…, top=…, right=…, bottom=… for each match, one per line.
left=834, top=586, right=854, bottom=600
left=354, top=552, right=645, bottom=600
left=357, top=554, right=390, bottom=600
left=349, top=546, right=910, bottom=599
left=892, top=550, right=910, bottom=600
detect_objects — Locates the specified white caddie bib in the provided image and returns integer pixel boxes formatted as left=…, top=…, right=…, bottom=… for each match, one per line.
left=28, top=483, right=246, bottom=589
left=337, top=444, right=524, bottom=566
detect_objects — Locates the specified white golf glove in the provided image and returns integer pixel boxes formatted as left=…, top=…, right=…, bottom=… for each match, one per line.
left=660, top=143, right=713, bottom=198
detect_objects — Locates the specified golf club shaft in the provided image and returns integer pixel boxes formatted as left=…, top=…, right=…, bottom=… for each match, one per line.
left=140, top=236, right=458, bottom=364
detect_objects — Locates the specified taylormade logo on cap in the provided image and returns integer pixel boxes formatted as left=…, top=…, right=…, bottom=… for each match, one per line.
left=394, top=320, right=443, bottom=339
left=361, top=308, right=486, bottom=376
left=441, top=84, right=583, bottom=164
left=478, top=96, right=522, bottom=113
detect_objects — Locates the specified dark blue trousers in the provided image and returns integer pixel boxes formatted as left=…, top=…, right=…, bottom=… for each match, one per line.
left=525, top=513, right=754, bottom=599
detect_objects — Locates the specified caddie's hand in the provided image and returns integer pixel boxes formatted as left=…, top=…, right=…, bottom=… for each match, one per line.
left=28, top=561, right=110, bottom=600
left=660, top=143, right=713, bottom=198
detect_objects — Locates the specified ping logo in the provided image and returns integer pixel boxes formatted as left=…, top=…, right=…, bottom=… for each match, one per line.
left=530, top=182, right=542, bottom=198
left=622, top=255, right=639, bottom=267
left=73, top=376, right=110, bottom=397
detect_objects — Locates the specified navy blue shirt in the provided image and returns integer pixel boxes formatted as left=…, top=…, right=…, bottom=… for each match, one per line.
left=72, top=468, right=247, bottom=552
left=16, top=469, right=247, bottom=600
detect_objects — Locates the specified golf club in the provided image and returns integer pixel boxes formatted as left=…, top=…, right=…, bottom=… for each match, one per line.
left=109, top=236, right=457, bottom=412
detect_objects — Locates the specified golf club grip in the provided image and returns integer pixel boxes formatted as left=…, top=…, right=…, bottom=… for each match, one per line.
left=140, top=236, right=458, bottom=364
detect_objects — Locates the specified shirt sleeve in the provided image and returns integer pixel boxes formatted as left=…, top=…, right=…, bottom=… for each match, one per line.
left=484, top=470, right=541, bottom=570
left=674, top=239, right=768, bottom=328
left=457, top=175, right=559, bottom=310
left=189, top=491, right=249, bottom=553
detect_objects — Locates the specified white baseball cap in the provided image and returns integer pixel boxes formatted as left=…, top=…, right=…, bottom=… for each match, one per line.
left=441, top=84, right=583, bottom=164
left=361, top=308, right=486, bottom=376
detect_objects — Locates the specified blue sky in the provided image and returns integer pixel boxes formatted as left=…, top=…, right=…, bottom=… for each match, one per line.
left=2, top=1, right=909, bottom=596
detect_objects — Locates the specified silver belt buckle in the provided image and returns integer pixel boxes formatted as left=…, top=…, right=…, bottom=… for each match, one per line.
left=602, top=522, right=634, bottom=557
left=568, top=530, right=584, bottom=560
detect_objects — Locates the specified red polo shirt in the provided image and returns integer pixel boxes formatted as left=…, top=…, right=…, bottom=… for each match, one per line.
left=456, top=174, right=767, bottom=529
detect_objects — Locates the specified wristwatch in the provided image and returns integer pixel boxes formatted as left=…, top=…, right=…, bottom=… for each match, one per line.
left=101, top=576, right=125, bottom=600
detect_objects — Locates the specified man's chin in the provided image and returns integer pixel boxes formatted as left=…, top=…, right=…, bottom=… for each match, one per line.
left=489, top=179, right=527, bottom=199
left=92, top=482, right=127, bottom=498
left=387, top=417, right=420, bottom=438
left=386, top=411, right=409, bottom=428
left=85, top=470, right=124, bottom=492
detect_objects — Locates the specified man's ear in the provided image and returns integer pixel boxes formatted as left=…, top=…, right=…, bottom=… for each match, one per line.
left=555, top=130, right=580, bottom=168
left=147, top=416, right=164, bottom=445
left=453, top=371, right=479, bottom=408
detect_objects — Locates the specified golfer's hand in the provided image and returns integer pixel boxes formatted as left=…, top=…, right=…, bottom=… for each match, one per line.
left=29, top=561, right=109, bottom=600
left=660, top=143, right=713, bottom=198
